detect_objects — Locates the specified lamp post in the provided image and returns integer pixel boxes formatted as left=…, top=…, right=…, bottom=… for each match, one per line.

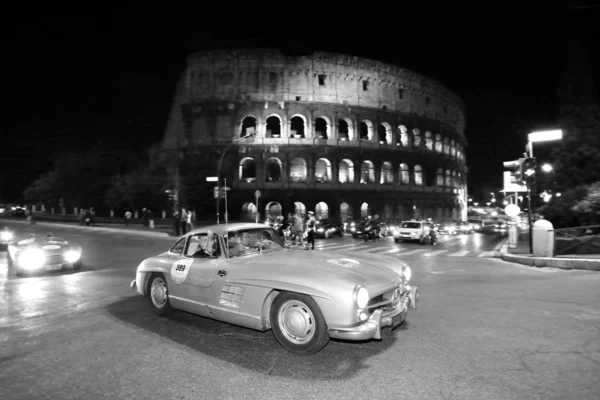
left=216, top=133, right=254, bottom=224
left=525, top=129, right=563, bottom=252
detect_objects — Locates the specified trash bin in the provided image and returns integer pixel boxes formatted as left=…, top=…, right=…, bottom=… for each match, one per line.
left=532, top=219, right=554, bottom=257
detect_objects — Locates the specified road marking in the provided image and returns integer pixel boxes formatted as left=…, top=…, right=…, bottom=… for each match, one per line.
left=362, top=246, right=391, bottom=253
left=430, top=271, right=446, bottom=274
left=448, top=251, right=471, bottom=257
left=396, top=249, right=428, bottom=256
left=316, top=243, right=356, bottom=250
left=383, top=248, right=403, bottom=253
left=478, top=251, right=496, bottom=257
left=424, top=250, right=448, bottom=257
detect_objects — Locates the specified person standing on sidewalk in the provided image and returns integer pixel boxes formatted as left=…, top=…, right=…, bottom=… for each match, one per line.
left=181, top=208, right=188, bottom=235
left=172, top=210, right=181, bottom=236
left=148, top=209, right=155, bottom=229
left=186, top=209, right=194, bottom=232
left=306, top=211, right=316, bottom=250
left=124, top=210, right=132, bottom=227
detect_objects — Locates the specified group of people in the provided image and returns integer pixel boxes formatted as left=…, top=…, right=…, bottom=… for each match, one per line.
left=172, top=208, right=194, bottom=236
left=123, top=208, right=156, bottom=229
left=284, top=211, right=317, bottom=250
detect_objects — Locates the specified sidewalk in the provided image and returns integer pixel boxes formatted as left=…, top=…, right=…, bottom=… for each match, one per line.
left=501, top=234, right=600, bottom=271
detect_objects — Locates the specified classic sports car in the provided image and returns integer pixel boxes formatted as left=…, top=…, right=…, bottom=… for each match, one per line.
left=131, top=222, right=418, bottom=355
left=8, top=233, right=83, bottom=277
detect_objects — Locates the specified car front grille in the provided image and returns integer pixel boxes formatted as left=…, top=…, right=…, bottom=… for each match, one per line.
left=45, top=254, right=67, bottom=265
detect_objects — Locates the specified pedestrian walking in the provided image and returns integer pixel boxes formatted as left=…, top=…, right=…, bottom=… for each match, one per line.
left=292, top=213, right=304, bottom=246
left=124, top=210, right=132, bottom=227
left=148, top=209, right=155, bottom=229
left=181, top=208, right=188, bottom=235
left=186, top=209, right=194, bottom=232
left=306, top=211, right=316, bottom=250
left=173, top=210, right=181, bottom=236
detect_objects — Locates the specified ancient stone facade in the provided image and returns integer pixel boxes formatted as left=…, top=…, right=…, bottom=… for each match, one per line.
left=162, top=49, right=468, bottom=223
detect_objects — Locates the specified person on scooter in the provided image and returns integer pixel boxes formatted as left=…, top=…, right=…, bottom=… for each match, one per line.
left=426, top=221, right=438, bottom=244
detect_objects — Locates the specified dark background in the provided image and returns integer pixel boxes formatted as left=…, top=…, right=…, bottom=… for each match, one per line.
left=1, top=5, right=599, bottom=203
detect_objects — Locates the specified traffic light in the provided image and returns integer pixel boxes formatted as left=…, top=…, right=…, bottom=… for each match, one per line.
left=521, top=157, right=536, bottom=183
left=503, top=158, right=525, bottom=183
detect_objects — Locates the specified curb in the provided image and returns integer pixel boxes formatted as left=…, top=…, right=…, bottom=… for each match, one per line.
left=5, top=220, right=172, bottom=239
left=500, top=253, right=600, bottom=271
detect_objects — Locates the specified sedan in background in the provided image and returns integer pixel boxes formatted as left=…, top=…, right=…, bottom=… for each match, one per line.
left=456, top=221, right=475, bottom=234
left=437, top=221, right=458, bottom=235
left=314, top=219, right=344, bottom=238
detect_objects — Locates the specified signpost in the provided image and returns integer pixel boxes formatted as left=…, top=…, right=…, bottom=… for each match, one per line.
left=254, top=190, right=261, bottom=223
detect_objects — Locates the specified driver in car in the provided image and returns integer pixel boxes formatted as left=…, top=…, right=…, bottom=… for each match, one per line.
left=228, top=231, right=249, bottom=257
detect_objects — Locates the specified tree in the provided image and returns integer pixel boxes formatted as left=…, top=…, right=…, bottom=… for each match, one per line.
left=552, top=38, right=600, bottom=190
left=572, top=181, right=600, bottom=225
left=538, top=185, right=589, bottom=228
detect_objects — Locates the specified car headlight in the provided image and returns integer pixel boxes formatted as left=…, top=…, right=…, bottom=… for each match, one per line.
left=65, top=249, right=82, bottom=263
left=403, top=265, right=412, bottom=282
left=317, top=228, right=324, bottom=232
left=18, top=249, right=46, bottom=269
left=1, top=231, right=12, bottom=241
left=355, top=286, right=369, bottom=309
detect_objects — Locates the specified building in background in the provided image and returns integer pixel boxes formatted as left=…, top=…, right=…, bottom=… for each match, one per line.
left=162, top=49, right=468, bottom=223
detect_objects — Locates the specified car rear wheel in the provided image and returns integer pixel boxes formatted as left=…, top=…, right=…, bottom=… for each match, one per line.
left=147, top=273, right=174, bottom=316
left=270, top=292, right=329, bottom=355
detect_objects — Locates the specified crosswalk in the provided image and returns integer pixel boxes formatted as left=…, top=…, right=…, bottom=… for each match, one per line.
left=292, top=240, right=500, bottom=258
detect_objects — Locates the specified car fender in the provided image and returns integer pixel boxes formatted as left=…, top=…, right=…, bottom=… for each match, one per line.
left=135, top=257, right=174, bottom=296
left=226, top=278, right=334, bottom=301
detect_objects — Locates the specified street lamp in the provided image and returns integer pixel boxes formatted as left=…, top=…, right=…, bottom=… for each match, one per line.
left=541, top=163, right=553, bottom=173
left=216, top=133, right=254, bottom=224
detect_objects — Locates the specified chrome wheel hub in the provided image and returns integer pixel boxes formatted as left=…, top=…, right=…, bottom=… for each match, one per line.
left=150, top=278, right=168, bottom=308
left=278, top=300, right=316, bottom=344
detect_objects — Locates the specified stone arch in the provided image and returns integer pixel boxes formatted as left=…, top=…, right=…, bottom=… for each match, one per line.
left=265, top=157, right=283, bottom=182
left=241, top=202, right=257, bottom=222
left=315, top=201, right=329, bottom=219
left=445, top=169, right=452, bottom=187
left=414, top=164, right=423, bottom=185
left=314, top=116, right=330, bottom=139
left=238, top=157, right=256, bottom=181
left=425, top=131, right=433, bottom=150
left=360, top=160, right=375, bottom=184
left=359, top=119, right=374, bottom=140
left=399, top=163, right=410, bottom=184
left=379, top=122, right=392, bottom=144
left=381, top=161, right=394, bottom=184
left=360, top=202, right=370, bottom=218
left=315, top=158, right=332, bottom=182
left=293, top=202, right=306, bottom=215
left=383, top=204, right=394, bottom=220
left=265, top=114, right=282, bottom=138
left=437, top=168, right=444, bottom=186
left=435, top=133, right=442, bottom=152
left=337, top=118, right=354, bottom=141
left=240, top=116, right=257, bottom=137
left=290, top=114, right=306, bottom=138
left=265, top=201, right=282, bottom=222
left=413, top=128, right=421, bottom=148
left=339, top=202, right=352, bottom=223
left=399, top=125, right=409, bottom=147
left=443, top=137, right=450, bottom=154
left=290, top=157, right=307, bottom=182
left=450, top=139, right=457, bottom=158
left=339, top=158, right=355, bottom=183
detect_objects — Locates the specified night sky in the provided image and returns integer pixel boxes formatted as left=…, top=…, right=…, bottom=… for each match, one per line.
left=1, top=5, right=599, bottom=203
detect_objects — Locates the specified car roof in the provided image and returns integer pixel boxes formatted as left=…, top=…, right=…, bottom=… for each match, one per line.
left=185, top=222, right=271, bottom=236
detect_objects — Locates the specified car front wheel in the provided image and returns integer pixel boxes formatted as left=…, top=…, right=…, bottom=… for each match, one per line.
left=270, top=292, right=330, bottom=355
left=147, top=273, right=175, bottom=316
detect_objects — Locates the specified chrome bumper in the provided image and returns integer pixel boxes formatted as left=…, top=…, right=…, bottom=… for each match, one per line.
left=328, top=286, right=418, bottom=341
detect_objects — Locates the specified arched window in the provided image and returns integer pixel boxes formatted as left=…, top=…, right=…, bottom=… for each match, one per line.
left=399, top=163, right=409, bottom=184
left=339, top=159, right=354, bottom=183
left=414, top=165, right=423, bottom=185
left=314, top=117, right=328, bottom=139
left=290, top=158, right=307, bottom=182
left=435, top=134, right=442, bottom=152
left=238, top=158, right=256, bottom=181
left=290, top=116, right=305, bottom=138
left=437, top=168, right=444, bottom=186
left=450, top=140, right=456, bottom=158
left=240, top=116, right=256, bottom=137
left=378, top=123, right=391, bottom=144
left=445, top=169, right=452, bottom=187
left=360, top=120, right=373, bottom=140
left=360, top=161, right=375, bottom=183
left=266, top=116, right=281, bottom=138
left=425, top=131, right=433, bottom=150
left=399, top=125, right=409, bottom=147
left=315, top=158, right=332, bottom=182
left=413, top=128, right=421, bottom=148
left=265, top=158, right=282, bottom=182
left=381, top=162, right=393, bottom=184
left=443, top=137, right=450, bottom=155
left=337, top=118, right=353, bottom=141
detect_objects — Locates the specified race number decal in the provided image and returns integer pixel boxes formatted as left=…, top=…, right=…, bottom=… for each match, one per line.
left=171, top=259, right=193, bottom=284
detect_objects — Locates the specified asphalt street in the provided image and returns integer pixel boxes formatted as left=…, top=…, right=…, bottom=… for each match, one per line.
left=1, top=221, right=599, bottom=400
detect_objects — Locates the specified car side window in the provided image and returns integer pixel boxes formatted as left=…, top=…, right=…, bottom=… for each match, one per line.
left=185, top=233, right=220, bottom=258
left=169, top=238, right=186, bottom=254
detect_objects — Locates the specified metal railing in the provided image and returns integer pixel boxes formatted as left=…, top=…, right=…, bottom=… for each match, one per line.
left=553, top=224, right=600, bottom=256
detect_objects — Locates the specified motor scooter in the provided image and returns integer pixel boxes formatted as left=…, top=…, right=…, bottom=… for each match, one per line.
left=419, top=232, right=438, bottom=245
left=363, top=224, right=380, bottom=242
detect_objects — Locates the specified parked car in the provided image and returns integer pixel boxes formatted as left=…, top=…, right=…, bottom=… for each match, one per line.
left=314, top=219, right=344, bottom=238
left=11, top=206, right=26, bottom=217
left=130, top=223, right=418, bottom=355
left=7, top=233, right=83, bottom=276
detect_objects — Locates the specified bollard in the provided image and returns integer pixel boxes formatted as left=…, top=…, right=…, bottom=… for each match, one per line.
left=110, top=210, right=114, bottom=218
left=508, top=218, right=518, bottom=248
left=74, top=207, right=78, bottom=216
left=51, top=207, right=54, bottom=214
left=532, top=219, right=554, bottom=257
left=62, top=207, right=66, bottom=215
left=162, top=210, right=166, bottom=220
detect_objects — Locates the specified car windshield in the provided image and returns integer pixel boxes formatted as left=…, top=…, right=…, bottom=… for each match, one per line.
left=401, top=222, right=421, bottom=229
left=224, top=227, right=285, bottom=258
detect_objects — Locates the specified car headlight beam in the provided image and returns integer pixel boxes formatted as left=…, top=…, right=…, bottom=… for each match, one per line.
left=1, top=231, right=13, bottom=241
left=18, top=249, right=46, bottom=269
left=65, top=249, right=82, bottom=263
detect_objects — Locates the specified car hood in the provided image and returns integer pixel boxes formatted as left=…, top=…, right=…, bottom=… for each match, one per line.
left=230, top=248, right=405, bottom=287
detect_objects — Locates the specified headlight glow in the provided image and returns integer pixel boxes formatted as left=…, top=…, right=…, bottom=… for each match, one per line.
left=65, top=250, right=82, bottom=263
left=317, top=228, right=324, bottom=232
left=1, top=231, right=12, bottom=241
left=355, top=287, right=369, bottom=309
left=403, top=265, right=412, bottom=282
left=18, top=249, right=46, bottom=269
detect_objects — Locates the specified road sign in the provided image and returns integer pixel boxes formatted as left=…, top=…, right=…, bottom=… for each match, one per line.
left=255, top=190, right=261, bottom=199
left=206, top=176, right=218, bottom=182
left=503, top=171, right=527, bottom=192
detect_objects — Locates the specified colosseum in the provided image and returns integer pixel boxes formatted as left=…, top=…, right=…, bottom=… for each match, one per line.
left=161, top=49, right=468, bottom=225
